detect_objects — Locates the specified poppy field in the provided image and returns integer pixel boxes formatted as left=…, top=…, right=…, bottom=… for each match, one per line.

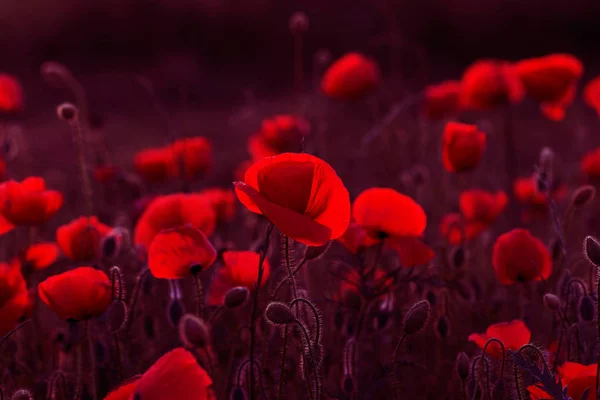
left=3, top=5, right=600, bottom=400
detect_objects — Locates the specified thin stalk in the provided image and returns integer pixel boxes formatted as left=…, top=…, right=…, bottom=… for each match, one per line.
left=392, top=333, right=406, bottom=400
left=113, top=332, right=123, bottom=381
left=277, top=327, right=289, bottom=400
left=193, top=273, right=204, bottom=318
left=65, top=111, right=93, bottom=216
left=596, top=267, right=600, bottom=399
left=271, top=257, right=307, bottom=300
left=87, top=321, right=97, bottom=400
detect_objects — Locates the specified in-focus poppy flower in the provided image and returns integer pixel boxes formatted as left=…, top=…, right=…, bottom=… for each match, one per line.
left=581, top=148, right=600, bottom=180
left=134, top=193, right=216, bottom=250
left=557, top=362, right=597, bottom=400
left=132, top=348, right=215, bottom=400
left=249, top=115, right=310, bottom=161
left=321, top=53, right=380, bottom=100
left=172, top=136, right=213, bottom=180
left=0, top=74, right=24, bottom=113
left=93, top=165, right=118, bottom=184
left=234, top=153, right=350, bottom=246
left=337, top=222, right=369, bottom=255
left=25, top=242, right=61, bottom=270
left=208, top=250, right=270, bottom=306
left=468, top=319, right=531, bottom=358
left=133, top=147, right=178, bottom=183
left=148, top=226, right=217, bottom=279
left=441, top=122, right=486, bottom=173
left=516, top=54, right=583, bottom=121
left=0, top=177, right=63, bottom=226
left=38, top=266, right=111, bottom=321
left=57, top=216, right=112, bottom=262
left=104, top=376, right=140, bottom=400
left=459, top=190, right=508, bottom=225
left=492, top=228, right=552, bottom=284
left=584, top=76, right=600, bottom=117
left=422, top=80, right=461, bottom=120
left=439, top=213, right=484, bottom=245
left=459, top=60, right=524, bottom=110
left=196, top=188, right=236, bottom=223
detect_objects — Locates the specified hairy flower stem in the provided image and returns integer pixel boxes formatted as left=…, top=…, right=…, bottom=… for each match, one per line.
left=596, top=267, right=600, bottom=399
left=0, top=319, right=30, bottom=347
left=193, top=272, right=204, bottom=318
left=113, top=332, right=123, bottom=382
left=392, top=333, right=406, bottom=400
left=87, top=321, right=97, bottom=400
left=271, top=257, right=307, bottom=300
left=64, top=111, right=94, bottom=216
left=249, top=223, right=273, bottom=400
left=74, top=340, right=83, bottom=400
left=277, top=326, right=289, bottom=400
left=127, top=268, right=149, bottom=329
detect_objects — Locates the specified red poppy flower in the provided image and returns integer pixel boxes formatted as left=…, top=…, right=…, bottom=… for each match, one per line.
left=337, top=222, right=369, bottom=254
left=171, top=137, right=213, bottom=180
left=321, top=53, right=381, bottom=100
left=492, top=228, right=552, bottom=284
left=441, top=122, right=486, bottom=173
left=104, top=377, right=140, bottom=400
left=0, top=74, right=24, bottom=113
left=468, top=319, right=531, bottom=358
left=133, top=147, right=178, bottom=183
left=584, top=76, right=600, bottom=117
left=0, top=287, right=30, bottom=337
left=459, top=190, right=507, bottom=225
left=208, top=250, right=270, bottom=306
left=0, top=259, right=26, bottom=307
left=134, top=193, right=217, bottom=250
left=516, top=54, right=583, bottom=121
left=558, top=362, right=597, bottom=400
left=25, top=242, right=61, bottom=270
left=57, top=216, right=112, bottom=262
left=422, top=80, right=461, bottom=120
left=235, top=153, right=350, bottom=246
left=249, top=115, right=310, bottom=161
left=513, top=177, right=568, bottom=210
left=526, top=384, right=551, bottom=400
left=93, top=165, right=118, bottom=184
left=38, top=267, right=111, bottom=321
left=132, top=348, right=215, bottom=400
left=0, top=177, right=63, bottom=226
left=439, top=213, right=485, bottom=245
left=148, top=226, right=217, bottom=279
left=581, top=148, right=600, bottom=180
left=386, top=236, right=435, bottom=267
left=459, top=60, right=524, bottom=110
left=196, top=188, right=236, bottom=223
left=235, top=160, right=253, bottom=182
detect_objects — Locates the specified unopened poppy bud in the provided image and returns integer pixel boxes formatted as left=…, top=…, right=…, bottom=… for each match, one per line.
left=11, top=389, right=33, bottom=400
left=579, top=295, right=595, bottom=321
left=57, top=103, right=78, bottom=121
left=167, top=298, right=185, bottom=328
left=264, top=302, right=295, bottom=325
left=456, top=352, right=470, bottom=381
left=571, top=185, right=596, bottom=207
left=435, top=315, right=450, bottom=339
left=289, top=11, right=309, bottom=34
left=144, top=315, right=155, bottom=339
left=230, top=386, right=247, bottom=400
left=583, top=236, right=600, bottom=266
left=425, top=290, right=437, bottom=305
left=543, top=293, right=561, bottom=311
left=450, top=246, right=466, bottom=269
left=106, top=300, right=128, bottom=333
left=403, top=300, right=431, bottom=336
left=178, top=313, right=210, bottom=349
left=224, top=286, right=249, bottom=308
left=40, top=61, right=70, bottom=87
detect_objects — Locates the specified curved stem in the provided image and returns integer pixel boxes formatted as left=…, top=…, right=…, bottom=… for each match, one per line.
left=392, top=333, right=406, bottom=400
left=470, top=355, right=491, bottom=400
left=271, top=258, right=307, bottom=300
left=480, top=338, right=506, bottom=382
left=513, top=344, right=551, bottom=400
left=0, top=319, right=30, bottom=347
left=65, top=113, right=93, bottom=216
left=127, top=268, right=149, bottom=328
left=193, top=272, right=204, bottom=318
left=289, top=297, right=321, bottom=344
left=110, top=266, right=124, bottom=302
left=113, top=332, right=124, bottom=382
left=294, top=319, right=318, bottom=400
left=209, top=306, right=224, bottom=324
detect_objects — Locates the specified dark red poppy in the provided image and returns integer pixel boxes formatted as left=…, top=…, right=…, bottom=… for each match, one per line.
left=0, top=259, right=26, bottom=308
left=25, top=242, right=61, bottom=270
left=513, top=176, right=568, bottom=209
left=557, top=362, right=597, bottom=400
left=208, top=250, right=270, bottom=306
left=492, top=228, right=552, bottom=284
left=468, top=319, right=531, bottom=358
left=337, top=222, right=369, bottom=255
left=133, top=147, right=178, bottom=183
left=0, top=287, right=30, bottom=337
left=516, top=54, right=583, bottom=121
left=93, top=165, right=118, bottom=184
left=422, top=80, right=461, bottom=120
left=148, top=226, right=217, bottom=279
left=459, top=60, right=524, bottom=110
left=134, top=193, right=217, bottom=250
left=338, top=267, right=393, bottom=301
left=581, top=148, right=600, bottom=180
left=234, top=153, right=350, bottom=246
left=441, top=122, right=486, bottom=173
left=196, top=188, right=236, bottom=223
left=104, top=377, right=139, bottom=400
left=584, top=76, right=600, bottom=117
left=38, top=266, right=111, bottom=321
left=248, top=115, right=310, bottom=161
left=459, top=190, right=507, bottom=225
left=439, top=213, right=485, bottom=245
left=386, top=236, right=435, bottom=267
left=0, top=177, right=63, bottom=227
left=321, top=53, right=381, bottom=100
left=171, top=136, right=213, bottom=180
left=132, top=348, right=215, bottom=400
left=0, top=74, right=23, bottom=113
left=56, top=216, right=112, bottom=262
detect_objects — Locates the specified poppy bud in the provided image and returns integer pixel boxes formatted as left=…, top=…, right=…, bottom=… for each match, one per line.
left=579, top=295, right=595, bottom=321
left=303, top=241, right=331, bottom=261
left=106, top=300, right=128, bottom=333
left=56, top=103, right=78, bottom=121
left=342, top=375, right=354, bottom=394
left=403, top=300, right=431, bottom=336
left=425, top=290, right=437, bottom=305
left=583, top=236, right=600, bottom=266
left=40, top=61, right=70, bottom=87
left=455, top=352, right=470, bottom=381
left=167, top=299, right=185, bottom=328
left=450, top=246, right=466, bottom=269
left=435, top=315, right=451, bottom=339
left=550, top=238, right=563, bottom=262
left=571, top=185, right=596, bottom=208
left=11, top=389, right=33, bottom=400
left=289, top=11, right=309, bottom=34
left=230, top=386, right=247, bottom=400
left=264, top=302, right=295, bottom=326
left=543, top=293, right=561, bottom=311
left=178, top=313, right=210, bottom=349
left=224, top=286, right=250, bottom=309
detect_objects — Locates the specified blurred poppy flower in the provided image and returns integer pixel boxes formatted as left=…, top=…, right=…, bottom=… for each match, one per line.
left=25, top=242, right=61, bottom=270
left=148, top=226, right=217, bottom=279
left=104, top=377, right=140, bottom=400
left=338, top=266, right=393, bottom=301
left=439, top=213, right=482, bottom=245
left=0, top=177, right=63, bottom=227
left=386, top=236, right=435, bottom=267
left=584, top=77, right=600, bottom=117
left=134, top=193, right=216, bottom=250
left=557, top=362, right=597, bottom=400
left=196, top=188, right=236, bottom=223
left=0, top=259, right=26, bottom=307
left=235, top=153, right=350, bottom=246
left=337, top=222, right=369, bottom=254
left=459, top=190, right=508, bottom=225
left=441, top=122, right=486, bottom=173
left=208, top=250, right=270, bottom=306
left=249, top=115, right=310, bottom=161
left=93, top=165, right=118, bottom=184
left=321, top=53, right=380, bottom=100
left=513, top=176, right=568, bottom=218
left=133, top=147, right=178, bottom=183
left=57, top=216, right=112, bottom=263
left=172, top=137, right=213, bottom=180
left=0, top=74, right=23, bottom=113
left=459, top=60, right=524, bottom=110
left=132, top=348, right=215, bottom=400
left=422, top=80, right=461, bottom=120
left=516, top=54, right=583, bottom=121
left=468, top=319, right=531, bottom=357
left=38, top=266, right=111, bottom=321
left=581, top=148, right=600, bottom=180
left=0, top=287, right=30, bottom=337
left=492, top=228, right=552, bottom=284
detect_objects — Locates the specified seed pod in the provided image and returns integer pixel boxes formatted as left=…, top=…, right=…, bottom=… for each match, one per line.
left=289, top=11, right=309, bottom=34
left=456, top=352, right=470, bottom=381
left=583, top=236, right=600, bottom=266
left=56, top=103, right=78, bottom=121
left=167, top=299, right=185, bottom=328
left=579, top=295, right=595, bottom=322
left=107, top=300, right=128, bottom=333
left=571, top=185, right=596, bottom=208
left=230, top=386, right=247, bottom=400
left=403, top=300, right=431, bottom=336
left=543, top=293, right=561, bottom=311
left=224, top=286, right=249, bottom=309
left=450, top=246, right=466, bottom=269
left=178, top=313, right=210, bottom=349
left=264, top=302, right=295, bottom=325
left=425, top=290, right=437, bottom=305
left=11, top=390, right=32, bottom=400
